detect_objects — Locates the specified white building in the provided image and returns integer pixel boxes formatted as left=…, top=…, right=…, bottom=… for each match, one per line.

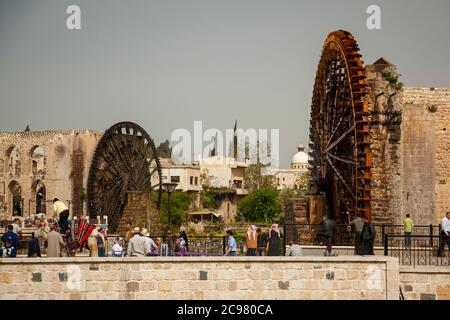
left=272, top=144, right=309, bottom=190
left=153, top=156, right=249, bottom=221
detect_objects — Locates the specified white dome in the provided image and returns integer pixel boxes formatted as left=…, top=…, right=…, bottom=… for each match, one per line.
left=292, top=151, right=308, bottom=164
left=291, top=144, right=308, bottom=165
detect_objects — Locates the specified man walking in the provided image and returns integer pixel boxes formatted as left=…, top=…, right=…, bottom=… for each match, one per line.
left=438, top=212, right=450, bottom=257
left=47, top=223, right=66, bottom=257
left=403, top=214, right=413, bottom=247
left=316, top=215, right=337, bottom=256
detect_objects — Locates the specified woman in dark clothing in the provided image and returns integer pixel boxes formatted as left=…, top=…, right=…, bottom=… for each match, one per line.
left=28, top=232, right=41, bottom=257
left=178, top=226, right=189, bottom=252
left=267, top=224, right=281, bottom=256
left=360, top=216, right=376, bottom=255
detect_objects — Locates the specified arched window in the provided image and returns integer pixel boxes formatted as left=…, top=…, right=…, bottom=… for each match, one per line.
left=30, top=146, right=45, bottom=176
left=6, top=146, right=21, bottom=176
left=8, top=181, right=22, bottom=216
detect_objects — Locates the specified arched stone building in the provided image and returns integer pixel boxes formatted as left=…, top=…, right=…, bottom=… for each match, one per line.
left=0, top=130, right=101, bottom=219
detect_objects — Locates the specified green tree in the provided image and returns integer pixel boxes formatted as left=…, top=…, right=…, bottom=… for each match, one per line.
left=200, top=188, right=217, bottom=209
left=244, top=163, right=275, bottom=192
left=237, top=187, right=281, bottom=223
left=157, top=191, right=192, bottom=226
left=156, top=139, right=171, bottom=158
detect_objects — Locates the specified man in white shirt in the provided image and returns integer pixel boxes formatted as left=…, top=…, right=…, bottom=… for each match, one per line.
left=439, top=212, right=450, bottom=257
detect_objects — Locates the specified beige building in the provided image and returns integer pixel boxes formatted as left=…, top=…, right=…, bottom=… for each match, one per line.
left=0, top=130, right=101, bottom=220
left=199, top=156, right=249, bottom=221
left=155, top=158, right=202, bottom=208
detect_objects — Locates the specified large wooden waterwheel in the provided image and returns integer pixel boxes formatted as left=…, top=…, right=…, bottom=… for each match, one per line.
left=308, top=30, right=372, bottom=221
left=87, top=121, right=163, bottom=232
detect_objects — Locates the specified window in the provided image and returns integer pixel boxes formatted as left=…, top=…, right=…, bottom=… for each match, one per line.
left=190, top=176, right=193, bottom=185
left=171, top=176, right=180, bottom=183
left=194, top=177, right=198, bottom=185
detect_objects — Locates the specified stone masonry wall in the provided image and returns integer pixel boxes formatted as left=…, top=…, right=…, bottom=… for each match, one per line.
left=400, top=267, right=450, bottom=300
left=366, top=61, right=403, bottom=224
left=402, top=88, right=450, bottom=224
left=400, top=103, right=436, bottom=224
left=0, top=256, right=399, bottom=300
left=366, top=58, right=450, bottom=225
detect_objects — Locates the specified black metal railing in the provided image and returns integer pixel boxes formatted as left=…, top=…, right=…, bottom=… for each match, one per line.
left=107, top=235, right=247, bottom=256
left=383, top=234, right=450, bottom=267
left=282, top=223, right=441, bottom=248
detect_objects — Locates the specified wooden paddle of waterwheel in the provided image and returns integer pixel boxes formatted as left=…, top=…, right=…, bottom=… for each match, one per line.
left=87, top=121, right=163, bottom=232
left=308, top=30, right=372, bottom=222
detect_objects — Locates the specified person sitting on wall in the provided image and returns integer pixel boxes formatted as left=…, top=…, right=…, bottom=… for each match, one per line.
left=12, top=218, right=21, bottom=234
left=27, top=232, right=41, bottom=257
left=285, top=240, right=303, bottom=257
left=111, top=237, right=125, bottom=257
left=0, top=225, right=20, bottom=258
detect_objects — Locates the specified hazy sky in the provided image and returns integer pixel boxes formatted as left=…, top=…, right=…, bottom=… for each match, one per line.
left=1, top=0, right=449, bottom=166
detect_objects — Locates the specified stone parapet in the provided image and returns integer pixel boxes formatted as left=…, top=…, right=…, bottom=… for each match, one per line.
left=0, top=256, right=399, bottom=300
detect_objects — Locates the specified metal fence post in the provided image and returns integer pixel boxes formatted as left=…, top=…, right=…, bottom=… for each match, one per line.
left=222, top=236, right=226, bottom=255
left=381, top=224, right=385, bottom=246
left=383, top=233, right=388, bottom=256
left=283, top=224, right=287, bottom=256
left=429, top=224, right=433, bottom=247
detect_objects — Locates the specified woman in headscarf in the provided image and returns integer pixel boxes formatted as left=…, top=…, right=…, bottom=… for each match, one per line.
left=246, top=225, right=257, bottom=256
left=267, top=224, right=281, bottom=256
left=178, top=226, right=189, bottom=252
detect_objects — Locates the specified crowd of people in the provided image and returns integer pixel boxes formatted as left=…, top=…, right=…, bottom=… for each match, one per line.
left=1, top=197, right=450, bottom=258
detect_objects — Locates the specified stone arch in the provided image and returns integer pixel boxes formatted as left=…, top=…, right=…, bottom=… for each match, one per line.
left=31, top=180, right=46, bottom=214
left=0, top=158, right=4, bottom=176
left=8, top=180, right=23, bottom=216
left=6, top=145, right=21, bottom=176
left=30, top=145, right=45, bottom=176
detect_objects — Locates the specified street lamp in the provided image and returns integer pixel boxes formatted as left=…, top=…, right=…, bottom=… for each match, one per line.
left=163, top=182, right=178, bottom=254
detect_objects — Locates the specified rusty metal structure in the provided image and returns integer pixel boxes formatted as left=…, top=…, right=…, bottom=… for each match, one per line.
left=87, top=121, right=162, bottom=231
left=308, top=30, right=372, bottom=222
